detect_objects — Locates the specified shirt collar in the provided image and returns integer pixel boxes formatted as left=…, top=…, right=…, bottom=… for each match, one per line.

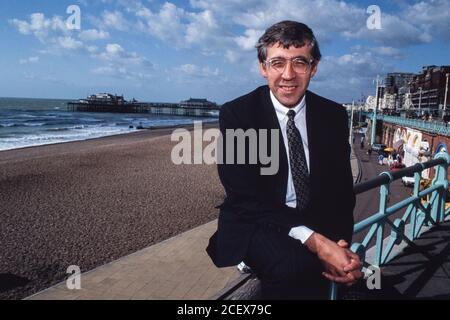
left=270, top=90, right=306, bottom=122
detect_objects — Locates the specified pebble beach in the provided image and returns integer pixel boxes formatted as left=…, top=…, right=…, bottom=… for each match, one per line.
left=0, top=123, right=223, bottom=299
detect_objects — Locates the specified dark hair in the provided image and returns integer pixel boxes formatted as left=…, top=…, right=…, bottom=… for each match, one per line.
left=256, top=20, right=321, bottom=63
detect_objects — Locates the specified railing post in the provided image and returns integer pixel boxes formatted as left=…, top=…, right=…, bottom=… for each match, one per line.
left=375, top=172, right=392, bottom=266
left=431, top=152, right=450, bottom=223
left=329, top=282, right=338, bottom=300
left=412, top=169, right=425, bottom=238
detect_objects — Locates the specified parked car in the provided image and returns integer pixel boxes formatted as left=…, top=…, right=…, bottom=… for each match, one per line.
left=371, top=143, right=387, bottom=152
left=402, top=174, right=415, bottom=187
left=390, top=162, right=406, bottom=171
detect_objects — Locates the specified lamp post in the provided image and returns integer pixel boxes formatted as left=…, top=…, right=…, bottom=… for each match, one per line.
left=359, top=93, right=364, bottom=123
left=349, top=100, right=354, bottom=145
left=370, top=75, right=381, bottom=146
left=443, top=73, right=449, bottom=119
left=359, top=103, right=362, bottom=123
left=418, top=87, right=422, bottom=114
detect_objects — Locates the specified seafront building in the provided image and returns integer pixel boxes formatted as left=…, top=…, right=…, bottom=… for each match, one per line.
left=180, top=98, right=218, bottom=109
left=361, top=65, right=450, bottom=121
left=410, top=65, right=450, bottom=112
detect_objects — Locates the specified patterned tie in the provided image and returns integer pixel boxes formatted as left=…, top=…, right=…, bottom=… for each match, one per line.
left=286, top=110, right=310, bottom=211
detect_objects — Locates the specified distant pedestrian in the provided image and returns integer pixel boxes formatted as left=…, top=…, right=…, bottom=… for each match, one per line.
left=367, top=147, right=372, bottom=156
left=360, top=136, right=364, bottom=149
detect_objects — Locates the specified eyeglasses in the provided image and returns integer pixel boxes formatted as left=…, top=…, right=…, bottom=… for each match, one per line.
left=264, top=57, right=314, bottom=74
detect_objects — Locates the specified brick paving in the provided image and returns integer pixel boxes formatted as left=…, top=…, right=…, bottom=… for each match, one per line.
left=26, top=220, right=242, bottom=300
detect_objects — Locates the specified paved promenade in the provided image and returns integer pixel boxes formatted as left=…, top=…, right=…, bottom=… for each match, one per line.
left=380, top=220, right=450, bottom=299
left=26, top=221, right=244, bottom=300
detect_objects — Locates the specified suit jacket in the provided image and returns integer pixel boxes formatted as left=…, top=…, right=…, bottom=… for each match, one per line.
left=207, top=85, right=355, bottom=267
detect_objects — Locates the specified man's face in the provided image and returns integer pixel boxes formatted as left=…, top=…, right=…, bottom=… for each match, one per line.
left=259, top=43, right=318, bottom=108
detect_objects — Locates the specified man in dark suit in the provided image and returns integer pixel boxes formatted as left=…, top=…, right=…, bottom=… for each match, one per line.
left=206, top=21, right=363, bottom=299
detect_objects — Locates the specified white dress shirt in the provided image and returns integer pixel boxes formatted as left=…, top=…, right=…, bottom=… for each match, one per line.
left=270, top=91, right=314, bottom=244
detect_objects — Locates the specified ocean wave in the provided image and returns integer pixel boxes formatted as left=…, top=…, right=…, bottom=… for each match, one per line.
left=44, top=127, right=71, bottom=132
left=0, top=126, right=137, bottom=151
left=78, top=117, right=104, bottom=123
left=0, top=122, right=46, bottom=128
left=44, top=125, right=86, bottom=132
left=0, top=116, right=215, bottom=151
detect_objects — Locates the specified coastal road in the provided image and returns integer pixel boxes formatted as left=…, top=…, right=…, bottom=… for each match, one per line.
left=351, top=134, right=412, bottom=243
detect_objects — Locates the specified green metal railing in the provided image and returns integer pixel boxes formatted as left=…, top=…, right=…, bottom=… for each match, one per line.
left=330, top=151, right=450, bottom=299
left=368, top=113, right=449, bottom=136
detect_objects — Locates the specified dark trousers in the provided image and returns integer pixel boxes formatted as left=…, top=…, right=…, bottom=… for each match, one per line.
left=244, top=225, right=329, bottom=300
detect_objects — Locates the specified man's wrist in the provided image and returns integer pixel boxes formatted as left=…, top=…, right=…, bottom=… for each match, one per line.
left=304, top=232, right=320, bottom=254
left=304, top=232, right=334, bottom=258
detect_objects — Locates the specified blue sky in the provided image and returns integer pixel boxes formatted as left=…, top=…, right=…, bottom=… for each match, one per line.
left=0, top=0, right=449, bottom=103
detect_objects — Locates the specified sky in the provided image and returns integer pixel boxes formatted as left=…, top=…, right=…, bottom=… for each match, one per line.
left=0, top=0, right=449, bottom=104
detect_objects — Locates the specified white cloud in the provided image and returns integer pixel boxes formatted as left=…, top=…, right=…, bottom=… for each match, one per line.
left=234, top=29, right=263, bottom=51
left=102, top=10, right=129, bottom=31
left=10, top=12, right=94, bottom=54
left=178, top=64, right=220, bottom=77
left=192, top=0, right=448, bottom=50
left=96, top=43, right=151, bottom=66
left=92, top=65, right=124, bottom=76
left=185, top=10, right=218, bottom=44
left=137, top=3, right=187, bottom=48
left=10, top=13, right=68, bottom=42
left=92, top=43, right=153, bottom=81
left=92, top=65, right=150, bottom=81
left=111, top=0, right=146, bottom=13
left=371, top=46, right=404, bottom=59
left=96, top=0, right=448, bottom=68
left=135, top=2, right=229, bottom=51
left=79, top=29, right=110, bottom=41
left=58, top=36, right=84, bottom=50
left=86, top=45, right=99, bottom=53
left=312, top=48, right=393, bottom=102
left=23, top=72, right=36, bottom=79
left=20, top=56, right=40, bottom=64
left=193, top=0, right=365, bottom=43
left=405, top=0, right=450, bottom=41
left=106, top=43, right=124, bottom=55
left=344, top=12, right=432, bottom=47
left=225, top=50, right=241, bottom=63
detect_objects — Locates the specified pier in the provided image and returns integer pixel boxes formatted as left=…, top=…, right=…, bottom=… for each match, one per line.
left=67, top=95, right=220, bottom=118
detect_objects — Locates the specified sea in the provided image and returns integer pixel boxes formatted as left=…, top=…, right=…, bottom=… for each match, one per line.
left=0, top=97, right=217, bottom=152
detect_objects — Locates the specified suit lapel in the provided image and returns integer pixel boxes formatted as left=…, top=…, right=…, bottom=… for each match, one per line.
left=258, top=86, right=289, bottom=203
left=305, top=90, right=321, bottom=188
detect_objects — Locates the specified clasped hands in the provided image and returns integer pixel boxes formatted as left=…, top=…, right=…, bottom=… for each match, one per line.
left=304, top=233, right=363, bottom=286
